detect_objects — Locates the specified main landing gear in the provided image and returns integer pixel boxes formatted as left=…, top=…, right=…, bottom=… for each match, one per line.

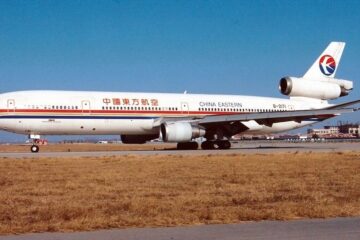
left=201, top=140, right=231, bottom=150
left=176, top=140, right=231, bottom=150
left=177, top=142, right=199, bottom=150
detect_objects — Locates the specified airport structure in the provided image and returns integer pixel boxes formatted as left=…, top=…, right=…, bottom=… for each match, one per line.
left=233, top=123, right=360, bottom=140
left=308, top=124, right=360, bottom=138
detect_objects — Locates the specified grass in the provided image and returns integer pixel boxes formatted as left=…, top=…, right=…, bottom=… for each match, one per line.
left=0, top=152, right=359, bottom=234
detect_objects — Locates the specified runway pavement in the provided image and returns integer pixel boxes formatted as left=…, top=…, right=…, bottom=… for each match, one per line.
left=0, top=141, right=359, bottom=158
left=1, top=217, right=359, bottom=240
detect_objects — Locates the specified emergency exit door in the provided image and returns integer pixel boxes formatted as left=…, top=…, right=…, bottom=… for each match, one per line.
left=181, top=102, right=189, bottom=114
left=81, top=100, right=91, bottom=113
left=7, top=99, right=15, bottom=112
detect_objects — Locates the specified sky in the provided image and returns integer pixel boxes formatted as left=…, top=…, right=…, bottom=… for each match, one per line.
left=0, top=0, right=360, bottom=141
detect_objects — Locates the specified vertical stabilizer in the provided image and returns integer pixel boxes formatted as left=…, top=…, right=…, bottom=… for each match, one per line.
left=303, top=42, right=345, bottom=80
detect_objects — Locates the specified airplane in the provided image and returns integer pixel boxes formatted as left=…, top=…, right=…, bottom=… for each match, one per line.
left=0, top=42, right=359, bottom=153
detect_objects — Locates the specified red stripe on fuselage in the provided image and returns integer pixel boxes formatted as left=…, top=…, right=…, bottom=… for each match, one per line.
left=0, top=109, right=246, bottom=116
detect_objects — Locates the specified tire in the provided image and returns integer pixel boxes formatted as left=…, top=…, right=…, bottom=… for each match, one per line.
left=30, top=145, right=39, bottom=153
left=177, top=142, right=199, bottom=150
left=201, top=141, right=215, bottom=150
left=217, top=140, right=231, bottom=149
left=189, top=142, right=199, bottom=150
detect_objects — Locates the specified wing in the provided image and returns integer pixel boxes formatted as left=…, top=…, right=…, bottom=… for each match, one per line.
left=153, top=100, right=360, bottom=137
left=152, top=99, right=360, bottom=144
left=198, top=108, right=355, bottom=127
left=196, top=108, right=357, bottom=137
left=197, top=99, right=360, bottom=127
left=153, top=99, right=359, bottom=139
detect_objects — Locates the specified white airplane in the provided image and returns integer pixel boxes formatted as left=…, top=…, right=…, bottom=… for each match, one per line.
left=0, top=42, right=359, bottom=152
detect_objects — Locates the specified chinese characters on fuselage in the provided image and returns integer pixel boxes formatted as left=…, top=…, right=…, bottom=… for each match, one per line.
left=102, top=98, right=159, bottom=106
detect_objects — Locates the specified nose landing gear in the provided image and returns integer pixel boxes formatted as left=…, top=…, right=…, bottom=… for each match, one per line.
left=28, top=134, right=47, bottom=153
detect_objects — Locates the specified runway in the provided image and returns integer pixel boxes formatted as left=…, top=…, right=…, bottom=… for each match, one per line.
left=1, top=217, right=359, bottom=240
left=1, top=141, right=359, bottom=158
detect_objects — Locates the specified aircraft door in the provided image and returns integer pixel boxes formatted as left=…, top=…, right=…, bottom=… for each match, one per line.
left=181, top=102, right=189, bottom=114
left=7, top=99, right=15, bottom=112
left=81, top=100, right=91, bottom=113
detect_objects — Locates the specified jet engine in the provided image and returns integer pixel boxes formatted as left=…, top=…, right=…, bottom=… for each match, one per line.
left=161, top=122, right=205, bottom=142
left=279, top=77, right=353, bottom=100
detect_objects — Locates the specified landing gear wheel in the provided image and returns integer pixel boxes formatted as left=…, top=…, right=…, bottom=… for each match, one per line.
left=201, top=141, right=215, bottom=150
left=30, top=145, right=39, bottom=153
left=177, top=142, right=199, bottom=150
left=217, top=140, right=231, bottom=149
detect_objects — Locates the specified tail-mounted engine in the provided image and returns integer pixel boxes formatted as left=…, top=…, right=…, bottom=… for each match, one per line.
left=279, top=77, right=353, bottom=100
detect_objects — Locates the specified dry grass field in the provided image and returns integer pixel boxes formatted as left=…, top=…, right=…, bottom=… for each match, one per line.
left=0, top=143, right=176, bottom=153
left=0, top=152, right=360, bottom=234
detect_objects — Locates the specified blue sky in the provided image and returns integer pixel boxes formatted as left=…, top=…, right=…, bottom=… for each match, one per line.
left=1, top=0, right=360, bottom=141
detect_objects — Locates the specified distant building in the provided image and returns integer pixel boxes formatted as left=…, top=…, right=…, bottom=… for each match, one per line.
left=307, top=126, right=339, bottom=136
left=307, top=124, right=360, bottom=138
left=338, top=124, right=360, bottom=137
left=233, top=123, right=360, bottom=140
left=347, top=126, right=360, bottom=137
